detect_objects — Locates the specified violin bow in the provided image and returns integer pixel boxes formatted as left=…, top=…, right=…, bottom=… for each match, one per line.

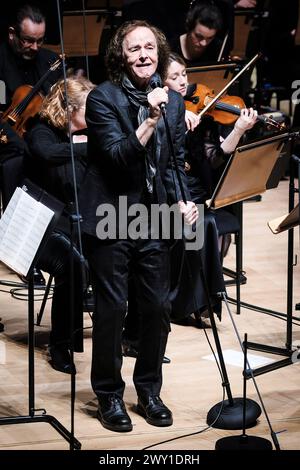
left=197, top=53, right=261, bottom=120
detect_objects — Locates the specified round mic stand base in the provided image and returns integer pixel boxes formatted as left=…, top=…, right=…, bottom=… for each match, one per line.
left=215, top=434, right=273, bottom=450
left=207, top=397, right=261, bottom=430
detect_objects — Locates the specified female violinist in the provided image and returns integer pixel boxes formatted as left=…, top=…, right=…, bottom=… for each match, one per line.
left=164, top=52, right=257, bottom=324
left=24, top=75, right=95, bottom=374
left=164, top=52, right=257, bottom=204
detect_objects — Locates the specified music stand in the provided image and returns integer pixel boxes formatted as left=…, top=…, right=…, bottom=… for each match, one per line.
left=207, top=131, right=289, bottom=311
left=0, top=180, right=81, bottom=450
left=244, top=151, right=300, bottom=379
left=206, top=132, right=290, bottom=211
left=205, top=132, right=289, bottom=427
left=186, top=62, right=239, bottom=95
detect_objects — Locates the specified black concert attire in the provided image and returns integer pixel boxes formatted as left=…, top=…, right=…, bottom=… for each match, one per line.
left=0, top=121, right=26, bottom=208
left=79, top=78, right=188, bottom=400
left=169, top=34, right=224, bottom=68
left=0, top=41, right=60, bottom=108
left=0, top=40, right=61, bottom=209
left=25, top=120, right=87, bottom=353
left=123, top=85, right=226, bottom=347
left=171, top=95, right=227, bottom=320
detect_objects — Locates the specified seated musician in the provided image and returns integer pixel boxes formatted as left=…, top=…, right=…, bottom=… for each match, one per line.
left=0, top=4, right=62, bottom=284
left=165, top=53, right=257, bottom=203
left=0, top=3, right=60, bottom=110
left=169, top=0, right=227, bottom=67
left=24, top=75, right=95, bottom=374
left=165, top=52, right=257, bottom=319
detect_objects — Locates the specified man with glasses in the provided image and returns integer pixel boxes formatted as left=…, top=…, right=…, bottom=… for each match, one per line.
left=0, top=3, right=60, bottom=109
left=0, top=4, right=61, bottom=286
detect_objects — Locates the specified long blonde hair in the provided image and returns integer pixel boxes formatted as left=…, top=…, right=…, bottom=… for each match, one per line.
left=39, top=76, right=95, bottom=131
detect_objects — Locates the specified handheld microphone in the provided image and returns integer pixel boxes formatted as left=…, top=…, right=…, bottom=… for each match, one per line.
left=149, top=73, right=166, bottom=111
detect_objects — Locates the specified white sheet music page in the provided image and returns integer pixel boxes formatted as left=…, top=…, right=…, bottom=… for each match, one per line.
left=0, top=187, right=54, bottom=276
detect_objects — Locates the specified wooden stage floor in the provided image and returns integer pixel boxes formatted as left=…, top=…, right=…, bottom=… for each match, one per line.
left=0, top=179, right=299, bottom=453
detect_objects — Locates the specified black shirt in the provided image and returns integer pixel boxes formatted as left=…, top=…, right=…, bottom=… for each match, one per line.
left=0, top=41, right=60, bottom=108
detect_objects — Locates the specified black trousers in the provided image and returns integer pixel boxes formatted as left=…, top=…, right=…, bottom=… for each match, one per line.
left=83, top=235, right=171, bottom=399
left=36, top=231, right=84, bottom=352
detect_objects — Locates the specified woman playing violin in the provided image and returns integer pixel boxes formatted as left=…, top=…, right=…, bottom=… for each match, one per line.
left=163, top=52, right=257, bottom=323
left=164, top=52, right=257, bottom=204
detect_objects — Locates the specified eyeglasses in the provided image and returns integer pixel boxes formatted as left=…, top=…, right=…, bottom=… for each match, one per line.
left=15, top=30, right=44, bottom=46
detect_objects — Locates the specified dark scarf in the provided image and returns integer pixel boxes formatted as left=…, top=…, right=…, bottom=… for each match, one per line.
left=121, top=74, right=161, bottom=194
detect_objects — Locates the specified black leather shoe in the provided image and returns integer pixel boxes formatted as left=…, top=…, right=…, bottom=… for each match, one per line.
left=137, top=395, right=173, bottom=427
left=97, top=395, right=133, bottom=432
left=122, top=341, right=171, bottom=364
left=171, top=313, right=211, bottom=329
left=49, top=345, right=76, bottom=374
left=122, top=341, right=139, bottom=358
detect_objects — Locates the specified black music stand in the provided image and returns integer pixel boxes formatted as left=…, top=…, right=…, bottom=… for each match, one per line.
left=244, top=149, right=300, bottom=379
left=0, top=181, right=81, bottom=450
left=205, top=132, right=289, bottom=428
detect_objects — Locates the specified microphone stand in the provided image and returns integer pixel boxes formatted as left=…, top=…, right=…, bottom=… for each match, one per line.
left=215, top=334, right=273, bottom=450
left=160, top=103, right=261, bottom=429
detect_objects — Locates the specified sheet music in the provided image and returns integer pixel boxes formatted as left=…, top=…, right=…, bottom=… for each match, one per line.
left=268, top=203, right=299, bottom=234
left=0, top=187, right=54, bottom=276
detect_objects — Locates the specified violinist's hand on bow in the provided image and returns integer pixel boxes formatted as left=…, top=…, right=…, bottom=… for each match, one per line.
left=234, top=107, right=257, bottom=134
left=148, top=86, right=169, bottom=121
left=178, top=200, right=199, bottom=225
left=185, top=110, right=201, bottom=131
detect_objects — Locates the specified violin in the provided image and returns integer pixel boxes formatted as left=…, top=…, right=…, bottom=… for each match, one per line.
left=1, top=57, right=62, bottom=137
left=184, top=83, right=284, bottom=130
left=183, top=53, right=284, bottom=131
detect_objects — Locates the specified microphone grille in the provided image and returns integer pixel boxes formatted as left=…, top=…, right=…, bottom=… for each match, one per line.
left=149, top=73, right=162, bottom=89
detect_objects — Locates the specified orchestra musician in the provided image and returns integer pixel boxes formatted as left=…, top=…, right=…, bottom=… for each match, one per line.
left=25, top=75, right=95, bottom=373
left=0, top=4, right=61, bottom=284
left=0, top=3, right=60, bottom=110
left=165, top=52, right=257, bottom=320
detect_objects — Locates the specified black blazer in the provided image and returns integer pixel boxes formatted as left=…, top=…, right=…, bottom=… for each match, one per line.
left=79, top=81, right=190, bottom=237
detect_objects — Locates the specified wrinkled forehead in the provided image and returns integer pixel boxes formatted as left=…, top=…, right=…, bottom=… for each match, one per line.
left=123, top=26, right=157, bottom=50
